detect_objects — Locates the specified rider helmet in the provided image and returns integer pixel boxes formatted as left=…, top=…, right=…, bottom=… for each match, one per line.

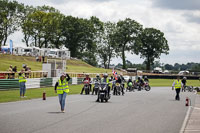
left=103, top=73, right=108, bottom=77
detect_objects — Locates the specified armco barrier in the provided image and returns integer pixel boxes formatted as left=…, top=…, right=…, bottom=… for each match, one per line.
left=0, top=79, right=19, bottom=90
left=40, top=78, right=52, bottom=87
left=26, top=78, right=40, bottom=89
left=0, top=77, right=83, bottom=90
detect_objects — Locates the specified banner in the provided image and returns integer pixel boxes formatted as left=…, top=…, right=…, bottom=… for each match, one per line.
left=9, top=40, right=13, bottom=54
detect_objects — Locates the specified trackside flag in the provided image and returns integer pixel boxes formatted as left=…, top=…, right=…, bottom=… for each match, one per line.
left=10, top=39, right=13, bottom=54
left=112, top=68, right=118, bottom=80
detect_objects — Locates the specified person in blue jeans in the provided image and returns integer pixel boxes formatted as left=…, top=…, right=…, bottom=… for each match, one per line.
left=18, top=69, right=27, bottom=98
left=55, top=73, right=71, bottom=112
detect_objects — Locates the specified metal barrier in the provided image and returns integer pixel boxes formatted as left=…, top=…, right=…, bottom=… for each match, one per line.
left=0, top=77, right=81, bottom=90
left=0, top=71, right=48, bottom=79
left=0, top=79, right=19, bottom=90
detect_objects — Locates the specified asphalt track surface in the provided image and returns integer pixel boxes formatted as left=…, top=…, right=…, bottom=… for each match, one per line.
left=0, top=87, right=196, bottom=133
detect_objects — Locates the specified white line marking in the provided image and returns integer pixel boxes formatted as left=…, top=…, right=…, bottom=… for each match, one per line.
left=179, top=106, right=192, bottom=133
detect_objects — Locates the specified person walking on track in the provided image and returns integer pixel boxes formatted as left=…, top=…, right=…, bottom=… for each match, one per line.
left=55, top=73, right=71, bottom=112
left=172, top=76, right=183, bottom=101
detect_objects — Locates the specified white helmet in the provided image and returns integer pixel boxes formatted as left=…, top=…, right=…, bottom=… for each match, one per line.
left=183, top=77, right=187, bottom=79
left=96, top=74, right=100, bottom=77
left=103, top=73, right=108, bottom=77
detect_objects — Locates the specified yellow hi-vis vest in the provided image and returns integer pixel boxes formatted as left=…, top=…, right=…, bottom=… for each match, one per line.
left=57, top=79, right=69, bottom=94
left=174, top=80, right=182, bottom=89
left=19, top=74, right=27, bottom=83
left=101, top=78, right=109, bottom=84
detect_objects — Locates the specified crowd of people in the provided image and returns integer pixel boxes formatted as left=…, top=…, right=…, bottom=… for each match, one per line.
left=7, top=63, right=31, bottom=79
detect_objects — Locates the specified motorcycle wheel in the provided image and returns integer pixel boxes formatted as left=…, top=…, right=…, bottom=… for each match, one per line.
left=101, top=98, right=104, bottom=103
left=189, top=87, right=193, bottom=92
left=85, top=88, right=89, bottom=95
left=145, top=86, right=151, bottom=91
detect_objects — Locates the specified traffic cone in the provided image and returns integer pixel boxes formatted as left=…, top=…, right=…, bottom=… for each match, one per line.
left=185, top=97, right=189, bottom=106
left=43, top=90, right=46, bottom=100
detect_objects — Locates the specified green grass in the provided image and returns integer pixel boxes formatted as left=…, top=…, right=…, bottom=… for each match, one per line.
left=0, top=54, right=112, bottom=73
left=0, top=84, right=83, bottom=103
left=149, top=79, right=200, bottom=87
left=0, top=54, right=42, bottom=71
left=1, top=79, right=199, bottom=103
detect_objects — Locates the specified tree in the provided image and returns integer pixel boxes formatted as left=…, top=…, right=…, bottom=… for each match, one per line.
left=97, top=21, right=117, bottom=69
left=20, top=5, right=35, bottom=47
left=0, top=0, right=21, bottom=46
left=164, top=64, right=173, bottom=70
left=114, top=18, right=143, bottom=69
left=135, top=28, right=169, bottom=70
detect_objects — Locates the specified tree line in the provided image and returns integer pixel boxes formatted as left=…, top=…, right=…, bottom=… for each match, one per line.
left=116, top=60, right=200, bottom=71
left=0, top=0, right=169, bottom=70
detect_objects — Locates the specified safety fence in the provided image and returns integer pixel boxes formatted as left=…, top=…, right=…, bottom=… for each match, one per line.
left=0, top=77, right=86, bottom=90
left=0, top=71, right=48, bottom=79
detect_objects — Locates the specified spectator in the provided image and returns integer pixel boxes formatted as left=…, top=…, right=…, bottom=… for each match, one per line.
left=22, top=63, right=26, bottom=69
left=8, top=65, right=13, bottom=79
left=12, top=66, right=17, bottom=79
left=42, top=55, right=45, bottom=63
left=25, top=66, right=31, bottom=78
left=35, top=56, right=39, bottom=62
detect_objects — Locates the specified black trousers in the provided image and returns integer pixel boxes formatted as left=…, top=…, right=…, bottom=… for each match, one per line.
left=175, top=88, right=181, bottom=100
left=80, top=84, right=92, bottom=94
left=113, top=85, right=124, bottom=95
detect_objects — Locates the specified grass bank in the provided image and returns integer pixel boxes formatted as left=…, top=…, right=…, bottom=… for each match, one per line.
left=0, top=54, right=112, bottom=73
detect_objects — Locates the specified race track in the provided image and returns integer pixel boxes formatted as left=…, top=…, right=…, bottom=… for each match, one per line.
left=0, top=87, right=196, bottom=133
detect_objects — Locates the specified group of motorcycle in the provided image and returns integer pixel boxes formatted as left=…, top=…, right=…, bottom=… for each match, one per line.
left=129, top=80, right=151, bottom=91
left=82, top=77, right=151, bottom=103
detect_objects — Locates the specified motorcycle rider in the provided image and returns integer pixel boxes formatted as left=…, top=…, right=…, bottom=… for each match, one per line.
left=96, top=73, right=110, bottom=102
left=136, top=77, right=144, bottom=90
left=80, top=74, right=91, bottom=95
left=92, top=74, right=101, bottom=95
left=120, top=74, right=125, bottom=89
left=144, top=76, right=149, bottom=83
left=181, top=77, right=187, bottom=92
left=127, top=78, right=134, bottom=91
left=115, top=75, right=125, bottom=95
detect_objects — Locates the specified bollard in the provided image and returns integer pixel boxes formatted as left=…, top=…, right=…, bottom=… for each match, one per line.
left=43, top=90, right=46, bottom=100
left=185, top=97, right=189, bottom=106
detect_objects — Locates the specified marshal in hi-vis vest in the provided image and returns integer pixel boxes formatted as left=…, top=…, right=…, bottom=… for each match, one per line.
left=174, top=80, right=182, bottom=89
left=57, top=79, right=69, bottom=94
left=101, top=78, right=109, bottom=84
left=19, top=73, right=27, bottom=83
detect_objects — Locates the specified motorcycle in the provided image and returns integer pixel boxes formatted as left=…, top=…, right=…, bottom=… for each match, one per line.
left=114, top=82, right=122, bottom=95
left=92, top=80, right=100, bottom=95
left=98, top=83, right=110, bottom=102
left=133, top=81, right=151, bottom=91
left=184, top=86, right=193, bottom=92
left=133, top=82, right=141, bottom=91
left=83, top=80, right=90, bottom=95
left=143, top=82, right=151, bottom=91
left=126, top=82, right=134, bottom=92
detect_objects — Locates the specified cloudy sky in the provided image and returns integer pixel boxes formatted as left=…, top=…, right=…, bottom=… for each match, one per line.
left=10, top=0, right=200, bottom=65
